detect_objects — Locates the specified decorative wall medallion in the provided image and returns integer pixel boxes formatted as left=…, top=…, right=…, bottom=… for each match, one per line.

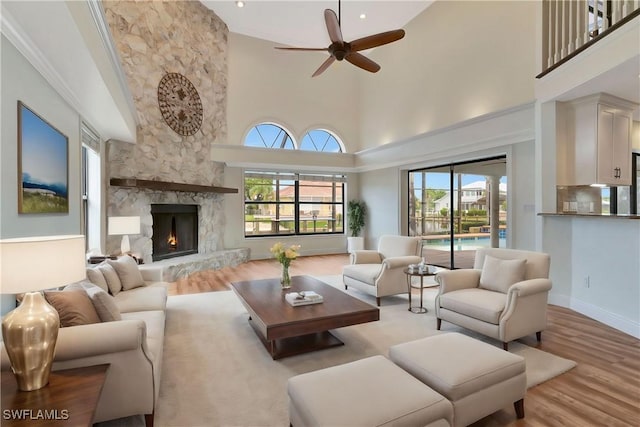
left=157, top=73, right=203, bottom=136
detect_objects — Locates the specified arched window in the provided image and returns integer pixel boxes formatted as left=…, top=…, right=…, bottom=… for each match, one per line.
left=300, top=129, right=343, bottom=153
left=244, top=123, right=295, bottom=149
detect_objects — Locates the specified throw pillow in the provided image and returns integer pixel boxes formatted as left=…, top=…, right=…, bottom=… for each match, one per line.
left=479, top=255, right=527, bottom=293
left=44, top=290, right=101, bottom=327
left=97, top=262, right=122, bottom=295
left=107, top=256, right=145, bottom=291
left=81, top=283, right=122, bottom=322
left=86, top=268, right=109, bottom=293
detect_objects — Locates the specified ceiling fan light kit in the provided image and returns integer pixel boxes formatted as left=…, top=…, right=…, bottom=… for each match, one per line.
left=275, top=1, right=405, bottom=77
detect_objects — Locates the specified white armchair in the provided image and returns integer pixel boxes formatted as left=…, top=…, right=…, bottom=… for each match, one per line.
left=435, top=248, right=552, bottom=350
left=343, top=235, right=422, bottom=306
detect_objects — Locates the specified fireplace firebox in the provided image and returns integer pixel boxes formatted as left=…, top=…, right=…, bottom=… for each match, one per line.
left=151, top=204, right=198, bottom=261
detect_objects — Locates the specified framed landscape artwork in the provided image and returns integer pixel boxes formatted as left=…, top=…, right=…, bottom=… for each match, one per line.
left=18, top=101, right=69, bottom=214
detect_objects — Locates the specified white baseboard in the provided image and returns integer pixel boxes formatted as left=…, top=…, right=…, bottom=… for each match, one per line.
left=549, top=294, right=640, bottom=339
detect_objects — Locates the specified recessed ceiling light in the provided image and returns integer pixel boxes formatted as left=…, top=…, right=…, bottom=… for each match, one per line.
left=359, top=13, right=366, bottom=19
left=236, top=1, right=245, bottom=8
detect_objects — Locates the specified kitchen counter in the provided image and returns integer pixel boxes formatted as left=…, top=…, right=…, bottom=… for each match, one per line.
left=538, top=212, right=640, bottom=219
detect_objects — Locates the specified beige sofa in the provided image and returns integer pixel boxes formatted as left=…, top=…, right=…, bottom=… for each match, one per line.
left=1, top=262, right=168, bottom=427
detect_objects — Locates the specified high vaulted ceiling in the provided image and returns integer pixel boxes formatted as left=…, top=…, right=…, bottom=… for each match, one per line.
left=203, top=0, right=433, bottom=48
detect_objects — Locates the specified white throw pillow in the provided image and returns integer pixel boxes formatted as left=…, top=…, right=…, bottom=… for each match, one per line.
left=479, top=255, right=526, bottom=293
left=81, top=283, right=122, bottom=322
left=97, top=262, right=122, bottom=295
left=107, top=256, right=145, bottom=291
left=86, top=267, right=109, bottom=293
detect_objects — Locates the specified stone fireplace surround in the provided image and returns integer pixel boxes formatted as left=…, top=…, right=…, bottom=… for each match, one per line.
left=107, top=185, right=249, bottom=282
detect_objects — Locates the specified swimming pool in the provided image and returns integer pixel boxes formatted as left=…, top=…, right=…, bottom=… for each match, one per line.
left=424, top=236, right=506, bottom=251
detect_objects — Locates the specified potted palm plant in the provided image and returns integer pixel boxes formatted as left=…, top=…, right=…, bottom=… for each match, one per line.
left=347, top=200, right=367, bottom=252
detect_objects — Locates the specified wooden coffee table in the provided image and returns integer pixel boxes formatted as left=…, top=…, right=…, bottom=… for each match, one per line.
left=231, top=275, right=379, bottom=360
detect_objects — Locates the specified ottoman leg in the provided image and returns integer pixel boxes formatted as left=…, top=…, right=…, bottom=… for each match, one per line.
left=514, top=399, right=525, bottom=419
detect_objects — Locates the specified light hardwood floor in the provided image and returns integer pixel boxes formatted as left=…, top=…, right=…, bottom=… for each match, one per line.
left=167, top=254, right=640, bottom=426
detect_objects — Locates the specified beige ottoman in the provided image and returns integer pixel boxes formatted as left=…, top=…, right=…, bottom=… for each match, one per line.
left=288, top=355, right=453, bottom=427
left=389, top=333, right=526, bottom=427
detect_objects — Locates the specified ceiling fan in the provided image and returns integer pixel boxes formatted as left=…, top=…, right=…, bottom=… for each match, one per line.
left=275, top=0, right=405, bottom=77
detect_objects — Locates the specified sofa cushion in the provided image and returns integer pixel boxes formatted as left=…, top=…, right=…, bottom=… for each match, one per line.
left=122, top=310, right=165, bottom=359
left=44, top=289, right=101, bottom=327
left=342, top=264, right=382, bottom=285
left=439, top=288, right=506, bottom=324
left=113, top=285, right=167, bottom=313
left=389, top=333, right=526, bottom=402
left=84, top=285, right=122, bottom=322
left=479, top=255, right=526, bottom=293
left=86, top=268, right=109, bottom=292
left=97, top=262, right=122, bottom=295
left=108, top=256, right=145, bottom=291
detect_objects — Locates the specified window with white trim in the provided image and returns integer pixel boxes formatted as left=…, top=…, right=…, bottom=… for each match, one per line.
left=244, top=123, right=295, bottom=149
left=300, top=129, right=343, bottom=152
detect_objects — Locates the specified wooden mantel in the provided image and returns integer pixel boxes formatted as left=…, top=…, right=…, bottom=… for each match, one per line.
left=110, top=178, right=238, bottom=194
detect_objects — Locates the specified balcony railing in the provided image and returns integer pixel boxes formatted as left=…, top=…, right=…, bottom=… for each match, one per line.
left=539, top=0, right=640, bottom=77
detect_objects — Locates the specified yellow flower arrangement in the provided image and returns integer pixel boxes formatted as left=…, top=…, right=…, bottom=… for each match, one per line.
left=269, top=242, right=301, bottom=267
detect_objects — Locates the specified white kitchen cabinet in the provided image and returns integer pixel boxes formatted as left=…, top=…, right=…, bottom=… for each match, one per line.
left=566, top=93, right=636, bottom=187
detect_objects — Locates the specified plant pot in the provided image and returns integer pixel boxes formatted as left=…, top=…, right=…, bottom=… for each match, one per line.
left=347, top=236, right=364, bottom=253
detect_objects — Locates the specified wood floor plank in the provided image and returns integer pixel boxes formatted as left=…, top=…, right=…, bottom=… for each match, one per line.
left=167, top=254, right=640, bottom=426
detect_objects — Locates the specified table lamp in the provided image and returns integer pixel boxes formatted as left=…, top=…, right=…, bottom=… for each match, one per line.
left=0, top=235, right=85, bottom=391
left=108, top=216, right=140, bottom=254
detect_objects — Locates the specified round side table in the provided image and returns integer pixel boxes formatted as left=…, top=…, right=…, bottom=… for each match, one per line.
left=404, top=267, right=437, bottom=314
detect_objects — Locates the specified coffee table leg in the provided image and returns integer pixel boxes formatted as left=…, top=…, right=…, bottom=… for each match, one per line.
left=407, top=274, right=412, bottom=311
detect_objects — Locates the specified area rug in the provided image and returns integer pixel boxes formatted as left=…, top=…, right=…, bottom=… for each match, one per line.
left=100, top=275, right=576, bottom=427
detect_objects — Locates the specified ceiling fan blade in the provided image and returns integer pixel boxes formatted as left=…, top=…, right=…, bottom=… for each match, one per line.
left=275, top=47, right=328, bottom=51
left=350, top=29, right=406, bottom=52
left=324, top=9, right=343, bottom=44
left=312, top=56, right=336, bottom=77
left=345, top=52, right=380, bottom=73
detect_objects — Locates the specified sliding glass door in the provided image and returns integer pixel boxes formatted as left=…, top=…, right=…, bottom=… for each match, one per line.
left=409, top=157, right=507, bottom=269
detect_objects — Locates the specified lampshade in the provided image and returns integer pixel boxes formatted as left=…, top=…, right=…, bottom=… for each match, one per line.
left=0, top=234, right=85, bottom=391
left=108, top=216, right=140, bottom=236
left=0, top=235, right=86, bottom=294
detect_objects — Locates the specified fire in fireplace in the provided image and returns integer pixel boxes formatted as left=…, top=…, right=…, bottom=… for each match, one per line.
left=151, top=204, right=198, bottom=261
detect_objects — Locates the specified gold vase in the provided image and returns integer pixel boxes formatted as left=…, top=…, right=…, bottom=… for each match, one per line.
left=280, top=264, right=291, bottom=289
left=1, top=292, right=60, bottom=391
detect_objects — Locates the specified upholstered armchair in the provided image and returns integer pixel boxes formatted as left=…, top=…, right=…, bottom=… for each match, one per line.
left=435, top=248, right=552, bottom=350
left=343, top=235, right=422, bottom=306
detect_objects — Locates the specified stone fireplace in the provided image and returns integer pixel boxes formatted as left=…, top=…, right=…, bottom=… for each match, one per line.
left=103, top=1, right=249, bottom=281
left=151, top=204, right=198, bottom=261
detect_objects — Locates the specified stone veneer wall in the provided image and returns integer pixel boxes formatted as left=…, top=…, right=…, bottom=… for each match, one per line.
left=103, top=0, right=231, bottom=264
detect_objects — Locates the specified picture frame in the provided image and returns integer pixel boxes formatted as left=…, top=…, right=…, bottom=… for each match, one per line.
left=17, top=101, right=69, bottom=214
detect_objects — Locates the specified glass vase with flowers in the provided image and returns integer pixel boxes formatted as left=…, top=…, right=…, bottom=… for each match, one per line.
left=269, top=242, right=301, bottom=289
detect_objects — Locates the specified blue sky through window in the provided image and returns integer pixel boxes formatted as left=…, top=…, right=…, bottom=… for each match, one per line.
left=244, top=123, right=294, bottom=149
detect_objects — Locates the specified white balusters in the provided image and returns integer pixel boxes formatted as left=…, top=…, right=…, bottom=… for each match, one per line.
left=544, top=0, right=639, bottom=71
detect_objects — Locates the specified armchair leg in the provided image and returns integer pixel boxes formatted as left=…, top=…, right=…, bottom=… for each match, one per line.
left=376, top=297, right=381, bottom=306
left=145, top=413, right=154, bottom=427
left=536, top=331, right=542, bottom=342
left=436, top=318, right=441, bottom=330
left=514, top=399, right=525, bottom=419
left=503, top=342, right=509, bottom=351
left=344, top=285, right=348, bottom=290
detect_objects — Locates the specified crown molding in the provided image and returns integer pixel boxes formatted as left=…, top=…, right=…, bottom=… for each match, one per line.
left=353, top=102, right=536, bottom=172
left=1, top=7, right=84, bottom=114
left=86, top=0, right=138, bottom=126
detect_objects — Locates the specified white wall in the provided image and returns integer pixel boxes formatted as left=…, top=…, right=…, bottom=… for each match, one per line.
left=1, top=36, right=82, bottom=314
left=1, top=36, right=82, bottom=238
left=227, top=33, right=360, bottom=151
left=570, top=218, right=639, bottom=337
left=358, top=0, right=536, bottom=151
